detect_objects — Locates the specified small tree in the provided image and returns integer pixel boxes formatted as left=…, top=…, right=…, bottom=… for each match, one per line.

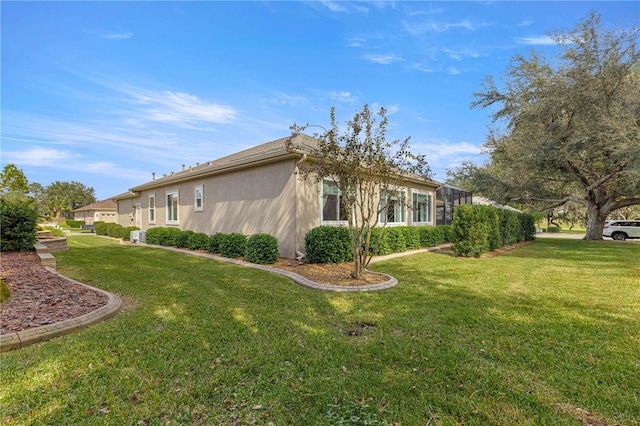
left=287, top=105, right=431, bottom=279
left=0, top=164, right=29, bottom=194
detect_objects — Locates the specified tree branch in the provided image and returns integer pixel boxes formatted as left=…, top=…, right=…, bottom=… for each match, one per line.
left=513, top=195, right=588, bottom=210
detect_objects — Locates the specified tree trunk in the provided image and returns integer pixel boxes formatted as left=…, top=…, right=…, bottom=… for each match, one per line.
left=584, top=203, right=606, bottom=240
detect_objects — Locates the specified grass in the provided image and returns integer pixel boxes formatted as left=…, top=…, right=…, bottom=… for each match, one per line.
left=1, top=237, right=639, bottom=425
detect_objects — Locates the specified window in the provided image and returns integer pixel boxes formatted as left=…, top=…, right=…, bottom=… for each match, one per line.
left=321, top=179, right=348, bottom=223
left=194, top=185, right=203, bottom=212
left=412, top=191, right=433, bottom=224
left=166, top=191, right=179, bottom=224
left=149, top=194, right=156, bottom=224
left=379, top=189, right=407, bottom=224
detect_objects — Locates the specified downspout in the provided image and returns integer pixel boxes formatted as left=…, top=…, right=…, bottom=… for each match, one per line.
left=294, top=153, right=308, bottom=260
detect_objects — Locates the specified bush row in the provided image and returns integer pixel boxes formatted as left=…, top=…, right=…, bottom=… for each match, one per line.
left=65, top=219, right=85, bottom=228
left=304, top=225, right=454, bottom=264
left=94, top=222, right=140, bottom=241
left=451, top=205, right=535, bottom=258
left=144, top=227, right=279, bottom=265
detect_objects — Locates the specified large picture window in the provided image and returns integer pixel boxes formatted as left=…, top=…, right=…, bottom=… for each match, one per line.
left=321, top=180, right=348, bottom=223
left=166, top=191, right=179, bottom=224
left=379, top=189, right=407, bottom=224
left=148, top=194, right=156, bottom=224
left=412, top=191, right=433, bottom=224
left=194, top=185, right=204, bottom=212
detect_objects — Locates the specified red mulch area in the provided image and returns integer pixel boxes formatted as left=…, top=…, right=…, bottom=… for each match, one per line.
left=0, top=251, right=108, bottom=335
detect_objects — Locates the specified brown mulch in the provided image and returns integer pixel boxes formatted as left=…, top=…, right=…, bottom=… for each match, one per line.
left=0, top=251, right=109, bottom=335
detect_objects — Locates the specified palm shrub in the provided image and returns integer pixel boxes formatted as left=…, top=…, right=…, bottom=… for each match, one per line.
left=0, top=196, right=39, bottom=251
left=305, top=226, right=352, bottom=264
left=246, top=233, right=279, bottom=264
left=187, top=232, right=210, bottom=251
left=207, top=232, right=226, bottom=254
left=219, top=233, right=247, bottom=258
left=175, top=230, right=195, bottom=248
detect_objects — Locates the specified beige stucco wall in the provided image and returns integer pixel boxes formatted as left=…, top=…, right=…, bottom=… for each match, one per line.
left=118, top=159, right=300, bottom=258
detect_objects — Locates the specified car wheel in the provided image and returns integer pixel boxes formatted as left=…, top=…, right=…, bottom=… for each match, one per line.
left=612, top=232, right=627, bottom=241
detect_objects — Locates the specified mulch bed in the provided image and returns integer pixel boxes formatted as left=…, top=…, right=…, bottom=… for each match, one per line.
left=0, top=250, right=108, bottom=335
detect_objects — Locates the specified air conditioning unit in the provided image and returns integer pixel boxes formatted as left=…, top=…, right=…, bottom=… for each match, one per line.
left=130, top=230, right=146, bottom=243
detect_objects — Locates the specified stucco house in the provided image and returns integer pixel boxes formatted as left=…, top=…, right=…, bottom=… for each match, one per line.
left=112, top=135, right=441, bottom=258
left=72, top=199, right=118, bottom=224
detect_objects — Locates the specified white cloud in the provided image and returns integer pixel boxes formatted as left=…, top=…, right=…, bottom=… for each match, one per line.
left=2, top=147, right=78, bottom=166
left=446, top=67, right=461, bottom=75
left=103, top=29, right=132, bottom=40
left=131, top=90, right=238, bottom=125
left=346, top=37, right=367, bottom=47
left=268, top=92, right=309, bottom=106
left=443, top=47, right=481, bottom=60
left=328, top=91, right=357, bottom=103
left=321, top=1, right=349, bottom=13
left=515, top=35, right=556, bottom=45
left=411, top=63, right=435, bottom=73
left=518, top=20, right=534, bottom=27
left=363, top=53, right=404, bottom=64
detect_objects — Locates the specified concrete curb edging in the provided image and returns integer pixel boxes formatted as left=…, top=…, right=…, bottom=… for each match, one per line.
left=141, top=243, right=453, bottom=292
left=0, top=268, right=122, bottom=352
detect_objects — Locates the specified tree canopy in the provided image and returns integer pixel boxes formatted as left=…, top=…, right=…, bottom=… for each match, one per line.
left=0, top=164, right=29, bottom=194
left=468, top=11, right=640, bottom=239
left=288, top=104, right=431, bottom=278
left=45, top=181, right=96, bottom=218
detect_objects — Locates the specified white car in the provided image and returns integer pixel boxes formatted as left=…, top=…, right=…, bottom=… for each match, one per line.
left=603, top=220, right=640, bottom=240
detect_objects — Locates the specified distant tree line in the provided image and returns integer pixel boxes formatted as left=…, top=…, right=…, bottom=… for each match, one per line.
left=0, top=164, right=96, bottom=219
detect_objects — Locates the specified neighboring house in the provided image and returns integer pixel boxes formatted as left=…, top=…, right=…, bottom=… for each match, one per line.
left=72, top=199, right=118, bottom=224
left=112, top=135, right=441, bottom=259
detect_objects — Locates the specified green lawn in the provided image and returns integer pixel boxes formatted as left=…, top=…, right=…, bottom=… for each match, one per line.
left=1, top=237, right=638, bottom=425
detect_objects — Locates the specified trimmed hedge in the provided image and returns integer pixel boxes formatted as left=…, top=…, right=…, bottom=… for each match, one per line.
left=452, top=205, right=536, bottom=257
left=1, top=198, right=39, bottom=252
left=65, top=219, right=85, bottom=228
left=175, top=230, right=196, bottom=248
left=246, top=233, right=279, bottom=264
left=305, top=226, right=353, bottom=264
left=207, top=232, right=226, bottom=254
left=145, top=227, right=183, bottom=246
left=219, top=233, right=247, bottom=258
left=187, top=232, right=210, bottom=251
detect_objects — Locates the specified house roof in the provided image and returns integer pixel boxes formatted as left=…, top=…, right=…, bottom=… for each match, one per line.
left=473, top=196, right=521, bottom=212
left=73, top=199, right=117, bottom=212
left=112, top=134, right=441, bottom=199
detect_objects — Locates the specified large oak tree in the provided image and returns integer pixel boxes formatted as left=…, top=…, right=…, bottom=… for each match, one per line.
left=471, top=12, right=639, bottom=239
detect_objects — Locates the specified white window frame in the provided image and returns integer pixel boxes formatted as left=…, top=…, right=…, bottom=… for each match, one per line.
left=412, top=190, right=433, bottom=225
left=379, top=188, right=407, bottom=226
left=148, top=193, right=156, bottom=224
left=166, top=190, right=179, bottom=225
left=319, top=179, right=348, bottom=225
left=194, top=185, right=204, bottom=212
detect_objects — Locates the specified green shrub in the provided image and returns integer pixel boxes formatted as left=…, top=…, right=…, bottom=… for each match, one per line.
left=42, top=226, right=66, bottom=237
left=121, top=226, right=140, bottom=242
left=207, top=232, right=226, bottom=254
left=0, top=198, right=39, bottom=252
left=452, top=204, right=491, bottom=258
left=107, top=223, right=125, bottom=238
left=439, top=225, right=454, bottom=243
left=187, top=232, right=210, bottom=251
left=519, top=213, right=536, bottom=241
left=400, top=226, right=421, bottom=250
left=369, top=227, right=391, bottom=256
left=499, top=210, right=521, bottom=246
left=219, top=233, right=247, bottom=258
left=94, top=222, right=108, bottom=236
left=487, top=208, right=503, bottom=251
left=65, top=219, right=85, bottom=228
left=0, top=278, right=11, bottom=302
left=547, top=226, right=561, bottom=233
left=419, top=226, right=444, bottom=247
left=145, top=227, right=183, bottom=246
left=384, top=227, right=407, bottom=253
left=246, top=233, right=279, bottom=264
left=175, top=230, right=196, bottom=248
left=305, top=226, right=353, bottom=264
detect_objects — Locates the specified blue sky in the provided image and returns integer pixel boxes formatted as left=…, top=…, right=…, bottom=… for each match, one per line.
left=2, top=1, right=637, bottom=200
